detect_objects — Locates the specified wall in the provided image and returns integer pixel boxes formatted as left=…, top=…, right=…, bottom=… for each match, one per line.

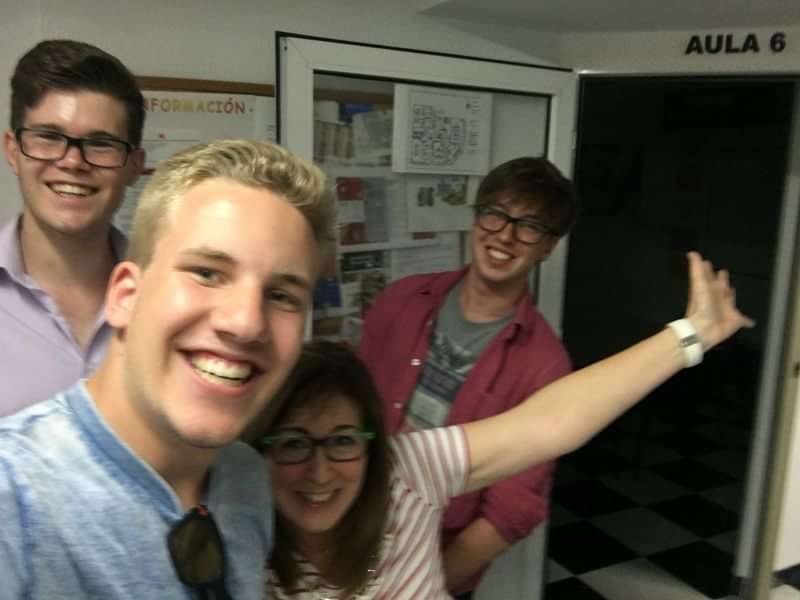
left=560, top=25, right=800, bottom=74
left=0, top=0, right=561, bottom=223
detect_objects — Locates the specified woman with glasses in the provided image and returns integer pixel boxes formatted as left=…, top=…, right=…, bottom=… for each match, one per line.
left=248, top=252, right=751, bottom=599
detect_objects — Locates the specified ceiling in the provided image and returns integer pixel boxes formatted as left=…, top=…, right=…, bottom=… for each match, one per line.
left=418, top=0, right=800, bottom=33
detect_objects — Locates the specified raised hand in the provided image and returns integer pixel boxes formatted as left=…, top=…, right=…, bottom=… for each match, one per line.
left=685, top=251, right=755, bottom=351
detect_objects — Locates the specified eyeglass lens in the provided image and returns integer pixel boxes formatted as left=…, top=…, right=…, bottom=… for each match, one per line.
left=477, top=207, right=547, bottom=244
left=269, top=431, right=370, bottom=464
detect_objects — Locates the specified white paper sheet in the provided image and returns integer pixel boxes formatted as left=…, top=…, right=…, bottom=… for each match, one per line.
left=392, top=85, right=492, bottom=175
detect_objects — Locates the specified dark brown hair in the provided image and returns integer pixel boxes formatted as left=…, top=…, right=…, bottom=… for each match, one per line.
left=475, top=156, right=579, bottom=236
left=245, top=340, right=390, bottom=596
left=10, top=40, right=145, bottom=146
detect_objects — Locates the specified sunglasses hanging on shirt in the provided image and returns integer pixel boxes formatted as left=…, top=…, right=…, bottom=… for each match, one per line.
left=167, top=504, right=233, bottom=600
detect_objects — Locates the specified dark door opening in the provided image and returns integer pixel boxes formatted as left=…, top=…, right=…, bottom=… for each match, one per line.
left=547, top=77, right=795, bottom=600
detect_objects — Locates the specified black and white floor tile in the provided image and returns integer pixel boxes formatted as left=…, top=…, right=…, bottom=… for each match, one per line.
left=543, top=402, right=800, bottom=600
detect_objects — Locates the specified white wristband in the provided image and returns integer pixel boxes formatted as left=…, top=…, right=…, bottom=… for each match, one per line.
left=666, top=319, right=704, bottom=368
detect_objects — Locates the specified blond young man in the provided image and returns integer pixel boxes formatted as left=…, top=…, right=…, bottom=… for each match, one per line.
left=0, top=140, right=336, bottom=600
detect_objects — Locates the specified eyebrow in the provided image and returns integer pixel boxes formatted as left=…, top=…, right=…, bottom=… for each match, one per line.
left=275, top=271, right=314, bottom=293
left=179, top=247, right=235, bottom=264
left=490, top=205, right=546, bottom=221
left=23, top=123, right=127, bottom=140
left=178, top=246, right=314, bottom=290
left=275, top=425, right=362, bottom=435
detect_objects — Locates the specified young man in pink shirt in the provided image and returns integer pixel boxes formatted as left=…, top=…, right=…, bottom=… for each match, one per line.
left=360, top=157, right=578, bottom=596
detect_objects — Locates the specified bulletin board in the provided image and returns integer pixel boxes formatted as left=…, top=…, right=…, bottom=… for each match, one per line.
left=309, top=85, right=471, bottom=345
left=113, top=77, right=277, bottom=234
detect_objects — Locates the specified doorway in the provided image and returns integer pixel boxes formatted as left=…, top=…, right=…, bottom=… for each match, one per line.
left=548, top=77, right=796, bottom=600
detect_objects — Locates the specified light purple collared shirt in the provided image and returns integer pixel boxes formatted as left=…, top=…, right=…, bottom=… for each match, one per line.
left=0, top=217, right=126, bottom=416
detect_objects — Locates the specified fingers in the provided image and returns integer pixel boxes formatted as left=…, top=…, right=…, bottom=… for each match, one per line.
left=715, top=269, right=733, bottom=305
left=703, top=258, right=714, bottom=283
left=687, top=252, right=716, bottom=291
left=689, top=251, right=756, bottom=331
left=717, top=269, right=730, bottom=290
left=712, top=267, right=755, bottom=328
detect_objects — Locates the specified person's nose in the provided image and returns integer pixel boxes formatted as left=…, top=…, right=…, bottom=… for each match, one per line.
left=211, top=284, right=268, bottom=344
left=495, top=217, right=516, bottom=243
left=54, top=141, right=90, bottom=170
left=307, top=447, right=334, bottom=484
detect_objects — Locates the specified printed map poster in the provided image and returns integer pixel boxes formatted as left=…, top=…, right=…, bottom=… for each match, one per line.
left=113, top=91, right=275, bottom=234
left=406, top=174, right=471, bottom=232
left=392, top=85, right=492, bottom=176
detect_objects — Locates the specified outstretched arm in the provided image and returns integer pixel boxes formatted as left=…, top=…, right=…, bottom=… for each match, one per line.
left=463, top=252, right=753, bottom=492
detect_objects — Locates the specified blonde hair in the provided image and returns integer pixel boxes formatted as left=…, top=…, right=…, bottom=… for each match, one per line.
left=128, top=139, right=336, bottom=267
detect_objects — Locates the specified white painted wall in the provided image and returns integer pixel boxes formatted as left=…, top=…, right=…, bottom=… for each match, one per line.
left=0, top=0, right=561, bottom=223
left=560, top=25, right=800, bottom=74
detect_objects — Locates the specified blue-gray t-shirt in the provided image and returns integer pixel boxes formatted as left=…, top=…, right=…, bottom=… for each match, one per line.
left=0, top=381, right=272, bottom=599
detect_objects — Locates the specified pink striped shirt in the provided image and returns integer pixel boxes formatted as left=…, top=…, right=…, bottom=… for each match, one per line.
left=266, top=426, right=469, bottom=599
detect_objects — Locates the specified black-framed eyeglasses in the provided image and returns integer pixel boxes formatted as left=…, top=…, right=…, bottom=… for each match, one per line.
left=167, top=504, right=233, bottom=600
left=14, top=128, right=133, bottom=168
left=475, top=205, right=553, bottom=245
left=263, top=428, right=375, bottom=465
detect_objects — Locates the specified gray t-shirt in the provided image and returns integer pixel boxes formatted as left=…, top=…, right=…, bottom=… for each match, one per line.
left=406, top=285, right=511, bottom=429
left=0, top=381, right=272, bottom=599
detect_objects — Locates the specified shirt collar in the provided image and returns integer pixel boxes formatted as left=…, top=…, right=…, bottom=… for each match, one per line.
left=67, top=381, right=183, bottom=514
left=0, top=215, right=128, bottom=282
left=428, top=266, right=540, bottom=338
left=0, top=217, right=25, bottom=277
left=67, top=380, right=234, bottom=517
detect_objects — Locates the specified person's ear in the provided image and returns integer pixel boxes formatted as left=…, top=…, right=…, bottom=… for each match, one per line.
left=105, top=261, right=141, bottom=329
left=3, top=129, right=21, bottom=176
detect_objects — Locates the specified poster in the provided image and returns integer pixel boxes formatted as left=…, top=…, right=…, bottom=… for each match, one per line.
left=391, top=233, right=461, bottom=281
left=405, top=174, right=471, bottom=232
left=313, top=102, right=391, bottom=167
left=352, top=109, right=393, bottom=162
left=113, top=91, right=275, bottom=234
left=339, top=250, right=391, bottom=317
left=335, top=177, right=390, bottom=245
left=392, top=84, right=492, bottom=175
left=311, top=249, right=391, bottom=345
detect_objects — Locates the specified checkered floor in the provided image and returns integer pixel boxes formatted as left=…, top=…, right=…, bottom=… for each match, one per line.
left=542, top=380, right=799, bottom=600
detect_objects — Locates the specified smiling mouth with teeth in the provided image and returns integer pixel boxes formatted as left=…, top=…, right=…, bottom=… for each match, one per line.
left=49, top=183, right=94, bottom=196
left=301, top=491, right=336, bottom=503
left=487, top=248, right=513, bottom=261
left=190, top=354, right=255, bottom=387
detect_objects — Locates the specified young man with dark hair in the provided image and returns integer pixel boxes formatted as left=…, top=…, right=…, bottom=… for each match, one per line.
left=360, top=156, right=579, bottom=596
left=1, top=40, right=145, bottom=415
